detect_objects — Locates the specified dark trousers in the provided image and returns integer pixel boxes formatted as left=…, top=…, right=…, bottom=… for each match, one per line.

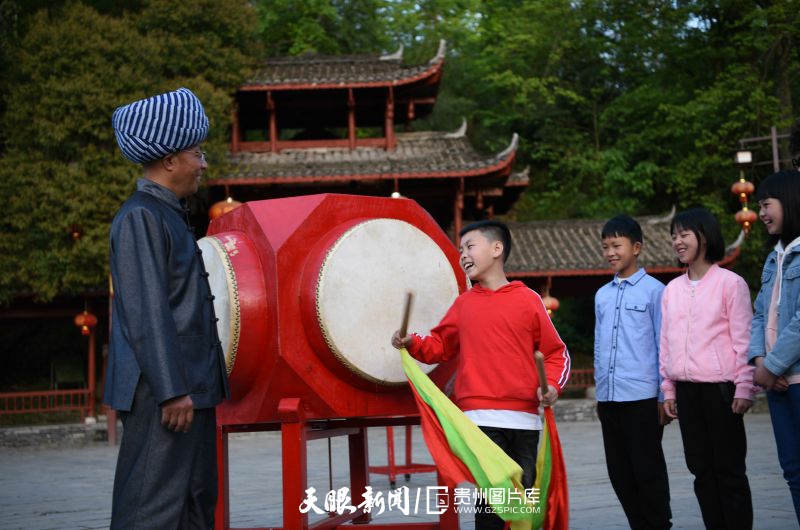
left=597, top=398, right=672, bottom=530
left=675, top=381, right=752, bottom=530
left=475, top=426, right=539, bottom=530
left=111, top=380, right=218, bottom=530
left=767, top=385, right=800, bottom=524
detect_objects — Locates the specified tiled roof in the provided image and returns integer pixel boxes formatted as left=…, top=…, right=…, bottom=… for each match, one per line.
left=244, top=41, right=446, bottom=88
left=506, top=214, right=681, bottom=274
left=507, top=166, right=530, bottom=186
left=211, top=130, right=518, bottom=184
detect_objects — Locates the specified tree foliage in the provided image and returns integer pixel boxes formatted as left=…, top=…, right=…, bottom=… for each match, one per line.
left=0, top=0, right=259, bottom=302
left=0, top=0, right=798, bottom=303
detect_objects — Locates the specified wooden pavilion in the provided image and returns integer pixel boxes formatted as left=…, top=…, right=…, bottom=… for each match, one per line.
left=206, top=41, right=525, bottom=237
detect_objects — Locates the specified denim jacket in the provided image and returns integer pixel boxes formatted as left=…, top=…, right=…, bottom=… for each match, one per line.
left=748, top=240, right=800, bottom=377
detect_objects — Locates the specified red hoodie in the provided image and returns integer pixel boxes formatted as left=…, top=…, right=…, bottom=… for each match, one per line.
left=408, top=281, right=571, bottom=414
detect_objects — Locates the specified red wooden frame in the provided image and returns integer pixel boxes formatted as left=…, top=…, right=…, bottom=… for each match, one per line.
left=0, top=389, right=89, bottom=419
left=369, top=426, right=437, bottom=488
left=215, top=399, right=459, bottom=530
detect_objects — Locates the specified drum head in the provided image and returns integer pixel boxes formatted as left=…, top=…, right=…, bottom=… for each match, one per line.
left=198, top=236, right=239, bottom=375
left=314, top=218, right=460, bottom=385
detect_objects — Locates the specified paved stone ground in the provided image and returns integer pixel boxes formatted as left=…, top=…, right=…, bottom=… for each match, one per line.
left=0, top=411, right=796, bottom=529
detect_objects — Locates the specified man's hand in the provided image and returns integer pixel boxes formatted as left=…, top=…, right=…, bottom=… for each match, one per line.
left=391, top=330, right=413, bottom=350
left=161, top=395, right=194, bottom=433
left=663, top=399, right=678, bottom=419
left=658, top=403, right=673, bottom=426
left=731, top=398, right=753, bottom=415
left=538, top=384, right=558, bottom=407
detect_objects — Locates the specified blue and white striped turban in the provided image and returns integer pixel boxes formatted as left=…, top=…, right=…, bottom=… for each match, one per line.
left=112, top=87, right=209, bottom=164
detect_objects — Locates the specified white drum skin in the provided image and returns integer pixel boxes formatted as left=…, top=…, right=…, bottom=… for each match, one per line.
left=198, top=235, right=239, bottom=375
left=313, top=218, right=460, bottom=385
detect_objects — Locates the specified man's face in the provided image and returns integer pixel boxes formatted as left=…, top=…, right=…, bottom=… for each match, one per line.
left=171, top=146, right=208, bottom=198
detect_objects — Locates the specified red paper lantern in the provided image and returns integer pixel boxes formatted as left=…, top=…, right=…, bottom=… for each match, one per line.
left=731, top=179, right=755, bottom=204
left=542, top=294, right=560, bottom=315
left=209, top=197, right=243, bottom=221
left=74, top=310, right=98, bottom=336
left=735, top=209, right=758, bottom=232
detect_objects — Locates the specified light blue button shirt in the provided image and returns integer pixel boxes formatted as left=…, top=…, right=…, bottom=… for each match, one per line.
left=594, top=268, right=665, bottom=402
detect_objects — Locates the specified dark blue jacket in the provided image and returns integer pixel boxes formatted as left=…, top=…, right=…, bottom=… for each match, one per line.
left=104, top=179, right=229, bottom=411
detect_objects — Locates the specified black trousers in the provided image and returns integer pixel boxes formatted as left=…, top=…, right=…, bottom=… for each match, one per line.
left=475, top=426, right=539, bottom=530
left=597, top=398, right=672, bottom=530
left=111, top=380, right=218, bottom=530
left=675, top=381, right=752, bottom=530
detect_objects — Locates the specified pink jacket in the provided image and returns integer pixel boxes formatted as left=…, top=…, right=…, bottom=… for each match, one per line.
left=659, top=264, right=756, bottom=401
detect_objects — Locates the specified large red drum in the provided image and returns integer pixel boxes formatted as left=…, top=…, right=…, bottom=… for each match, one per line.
left=199, top=194, right=466, bottom=425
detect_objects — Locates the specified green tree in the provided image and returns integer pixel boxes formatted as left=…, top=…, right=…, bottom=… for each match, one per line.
left=448, top=0, right=796, bottom=229
left=254, top=0, right=391, bottom=56
left=0, top=0, right=260, bottom=303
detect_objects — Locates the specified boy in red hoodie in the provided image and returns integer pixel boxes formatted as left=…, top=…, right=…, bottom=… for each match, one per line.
left=392, top=220, right=571, bottom=530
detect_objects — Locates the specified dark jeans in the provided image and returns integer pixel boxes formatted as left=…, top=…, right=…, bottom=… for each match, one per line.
left=474, top=426, right=539, bottom=530
left=675, top=381, right=752, bottom=530
left=111, top=380, right=218, bottom=530
left=767, top=385, right=800, bottom=524
left=597, top=398, right=672, bottom=530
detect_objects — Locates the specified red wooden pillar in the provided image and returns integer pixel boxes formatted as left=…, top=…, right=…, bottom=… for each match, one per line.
left=385, top=86, right=395, bottom=150
left=280, top=398, right=308, bottom=529
left=106, top=282, right=118, bottom=445
left=404, top=425, right=413, bottom=469
left=230, top=103, right=240, bottom=154
left=214, top=425, right=230, bottom=530
left=349, top=427, right=371, bottom=525
left=385, top=426, right=397, bottom=485
left=405, top=100, right=415, bottom=131
left=453, top=178, right=464, bottom=246
left=87, top=326, right=96, bottom=417
left=267, top=91, right=277, bottom=153
left=348, top=88, right=356, bottom=150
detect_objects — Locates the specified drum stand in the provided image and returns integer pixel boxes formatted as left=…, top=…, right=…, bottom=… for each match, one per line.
left=215, top=398, right=459, bottom=530
left=370, top=426, right=437, bottom=488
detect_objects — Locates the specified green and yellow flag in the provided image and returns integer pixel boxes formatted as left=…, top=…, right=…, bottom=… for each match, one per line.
left=400, top=348, right=568, bottom=529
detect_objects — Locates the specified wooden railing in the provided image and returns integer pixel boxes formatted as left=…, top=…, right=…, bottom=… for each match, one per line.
left=565, top=368, right=595, bottom=390
left=0, top=389, right=90, bottom=418
left=0, top=369, right=596, bottom=421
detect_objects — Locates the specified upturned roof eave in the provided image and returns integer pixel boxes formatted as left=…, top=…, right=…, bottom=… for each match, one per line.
left=505, top=239, right=741, bottom=278
left=241, top=41, right=446, bottom=92
left=206, top=151, right=516, bottom=186
left=208, top=129, right=518, bottom=186
left=239, top=62, right=443, bottom=91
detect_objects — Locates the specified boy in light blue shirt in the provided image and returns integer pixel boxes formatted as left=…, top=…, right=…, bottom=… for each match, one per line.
left=594, top=215, right=672, bottom=530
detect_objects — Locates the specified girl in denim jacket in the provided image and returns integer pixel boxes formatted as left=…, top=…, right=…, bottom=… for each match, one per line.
left=749, top=170, right=800, bottom=524
left=660, top=208, right=755, bottom=529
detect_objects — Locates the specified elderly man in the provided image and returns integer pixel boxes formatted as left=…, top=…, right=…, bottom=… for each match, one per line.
left=106, top=87, right=229, bottom=530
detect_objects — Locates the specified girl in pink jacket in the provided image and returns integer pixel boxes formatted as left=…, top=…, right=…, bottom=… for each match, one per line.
left=659, top=207, right=756, bottom=530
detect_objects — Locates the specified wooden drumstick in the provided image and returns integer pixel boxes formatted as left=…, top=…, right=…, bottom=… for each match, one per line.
left=534, top=351, right=550, bottom=406
left=399, top=291, right=414, bottom=338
